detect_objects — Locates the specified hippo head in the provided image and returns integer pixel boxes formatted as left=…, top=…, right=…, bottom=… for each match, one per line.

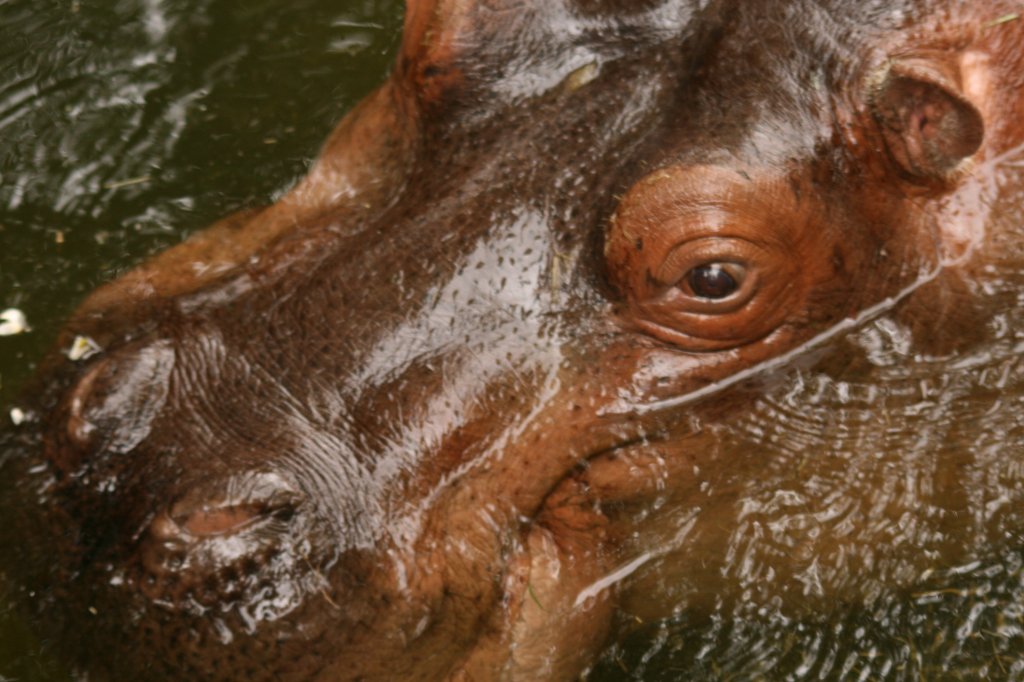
left=2, top=0, right=1023, bottom=679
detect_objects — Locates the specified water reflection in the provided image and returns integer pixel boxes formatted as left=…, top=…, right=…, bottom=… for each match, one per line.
left=593, top=547, right=1024, bottom=680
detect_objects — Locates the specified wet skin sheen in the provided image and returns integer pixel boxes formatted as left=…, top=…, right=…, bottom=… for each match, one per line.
left=2, top=0, right=1024, bottom=679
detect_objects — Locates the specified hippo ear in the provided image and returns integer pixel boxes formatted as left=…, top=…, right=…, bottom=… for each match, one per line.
left=870, top=56, right=984, bottom=183
left=399, top=0, right=524, bottom=105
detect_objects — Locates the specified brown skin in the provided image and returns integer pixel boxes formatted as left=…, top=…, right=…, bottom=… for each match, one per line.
left=1, top=0, right=1024, bottom=680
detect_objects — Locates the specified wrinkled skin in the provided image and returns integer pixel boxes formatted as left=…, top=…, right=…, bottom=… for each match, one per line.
left=2, top=0, right=1024, bottom=679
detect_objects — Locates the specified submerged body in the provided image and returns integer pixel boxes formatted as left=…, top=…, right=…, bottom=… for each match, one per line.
left=1, top=0, right=1024, bottom=679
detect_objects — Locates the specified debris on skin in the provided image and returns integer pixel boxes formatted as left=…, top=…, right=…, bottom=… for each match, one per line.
left=67, top=335, right=102, bottom=361
left=102, top=175, right=151, bottom=191
left=563, top=61, right=600, bottom=92
left=0, top=308, right=31, bottom=336
left=986, top=13, right=1020, bottom=28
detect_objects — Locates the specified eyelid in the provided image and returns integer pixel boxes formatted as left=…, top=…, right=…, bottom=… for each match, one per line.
left=619, top=227, right=802, bottom=350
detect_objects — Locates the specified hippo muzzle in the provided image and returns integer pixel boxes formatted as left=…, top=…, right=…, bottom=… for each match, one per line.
left=3, top=0, right=1024, bottom=680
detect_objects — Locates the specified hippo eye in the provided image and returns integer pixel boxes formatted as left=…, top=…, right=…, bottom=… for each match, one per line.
left=685, top=262, right=746, bottom=300
left=605, top=165, right=816, bottom=351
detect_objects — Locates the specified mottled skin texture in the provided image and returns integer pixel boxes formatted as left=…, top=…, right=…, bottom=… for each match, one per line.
left=1, top=0, right=1024, bottom=680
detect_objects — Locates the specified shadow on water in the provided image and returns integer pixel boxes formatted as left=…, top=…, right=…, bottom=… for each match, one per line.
left=2, top=1, right=1023, bottom=680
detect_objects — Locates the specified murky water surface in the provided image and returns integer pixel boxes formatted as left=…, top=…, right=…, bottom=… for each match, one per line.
left=2, top=1, right=1023, bottom=680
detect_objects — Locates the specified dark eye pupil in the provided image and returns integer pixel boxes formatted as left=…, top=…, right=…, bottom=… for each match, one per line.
left=688, top=264, right=739, bottom=299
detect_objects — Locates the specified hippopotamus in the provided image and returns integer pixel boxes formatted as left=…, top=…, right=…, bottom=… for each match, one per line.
left=2, top=0, right=1024, bottom=679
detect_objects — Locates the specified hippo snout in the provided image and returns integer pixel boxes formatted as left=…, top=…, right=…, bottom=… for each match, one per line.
left=50, top=339, right=175, bottom=476
left=45, top=335, right=335, bottom=618
left=138, top=471, right=309, bottom=612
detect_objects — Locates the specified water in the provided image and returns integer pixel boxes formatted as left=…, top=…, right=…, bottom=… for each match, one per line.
left=2, top=1, right=1024, bottom=679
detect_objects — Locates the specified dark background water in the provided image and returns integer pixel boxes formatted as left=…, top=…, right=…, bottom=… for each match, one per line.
left=1, top=1, right=1023, bottom=680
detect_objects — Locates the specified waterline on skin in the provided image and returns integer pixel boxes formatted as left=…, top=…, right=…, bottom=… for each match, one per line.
left=574, top=510, right=700, bottom=607
left=611, top=263, right=945, bottom=418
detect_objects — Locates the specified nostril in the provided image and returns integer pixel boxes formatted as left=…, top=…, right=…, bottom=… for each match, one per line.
left=172, top=499, right=297, bottom=538
left=178, top=504, right=266, bottom=536
left=140, top=472, right=304, bottom=586
left=53, top=340, right=175, bottom=472
left=64, top=357, right=110, bottom=453
left=164, top=471, right=304, bottom=540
